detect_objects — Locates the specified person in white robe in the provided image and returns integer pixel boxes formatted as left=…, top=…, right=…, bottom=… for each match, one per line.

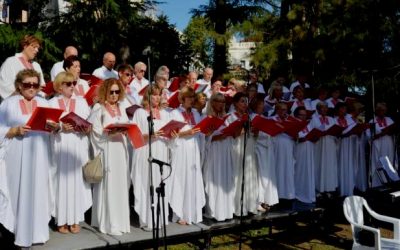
left=88, top=79, right=130, bottom=235
left=63, top=56, right=90, bottom=96
left=271, top=103, right=296, bottom=200
left=227, top=92, right=259, bottom=216
left=49, top=72, right=92, bottom=234
left=366, top=102, right=396, bottom=187
left=168, top=86, right=205, bottom=225
left=250, top=96, right=279, bottom=211
left=334, top=102, right=356, bottom=196
left=130, top=62, right=149, bottom=97
left=0, top=69, right=60, bottom=247
left=293, top=106, right=316, bottom=203
left=92, top=52, right=118, bottom=80
left=347, top=102, right=368, bottom=191
left=311, top=102, right=338, bottom=193
left=290, top=86, right=313, bottom=115
left=197, top=67, right=213, bottom=93
left=203, top=93, right=235, bottom=221
left=117, top=64, right=140, bottom=108
left=50, top=46, right=78, bottom=81
left=131, top=84, right=170, bottom=229
left=0, top=35, right=45, bottom=100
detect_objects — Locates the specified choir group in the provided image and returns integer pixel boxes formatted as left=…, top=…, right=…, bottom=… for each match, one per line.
left=0, top=35, right=396, bottom=248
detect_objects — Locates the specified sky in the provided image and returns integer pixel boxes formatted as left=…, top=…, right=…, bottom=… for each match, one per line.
left=156, top=0, right=208, bottom=32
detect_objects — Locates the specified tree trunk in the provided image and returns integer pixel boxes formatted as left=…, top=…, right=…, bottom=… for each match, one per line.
left=213, top=0, right=228, bottom=78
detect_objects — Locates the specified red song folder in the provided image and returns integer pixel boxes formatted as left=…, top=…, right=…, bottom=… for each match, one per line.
left=251, top=115, right=285, bottom=137
left=104, top=123, right=145, bottom=149
left=138, top=84, right=149, bottom=96
left=282, top=118, right=308, bottom=138
left=80, top=73, right=103, bottom=86
left=125, top=104, right=142, bottom=119
left=26, top=107, right=64, bottom=132
left=168, top=77, right=181, bottom=92
left=325, top=124, right=346, bottom=136
left=344, top=123, right=370, bottom=137
left=84, top=85, right=100, bottom=106
left=222, top=119, right=246, bottom=137
left=304, top=128, right=324, bottom=142
left=194, top=116, right=227, bottom=134
left=194, top=83, right=208, bottom=93
left=158, top=120, right=187, bottom=139
left=42, top=81, right=55, bottom=96
left=60, top=112, right=91, bottom=132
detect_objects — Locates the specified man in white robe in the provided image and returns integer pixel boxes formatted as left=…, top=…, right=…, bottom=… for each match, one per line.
left=50, top=46, right=78, bottom=81
left=92, top=52, right=118, bottom=80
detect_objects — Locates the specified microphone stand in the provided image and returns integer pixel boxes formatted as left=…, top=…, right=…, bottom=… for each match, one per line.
left=154, top=161, right=169, bottom=250
left=143, top=48, right=157, bottom=249
left=238, top=110, right=250, bottom=250
left=369, top=72, right=376, bottom=188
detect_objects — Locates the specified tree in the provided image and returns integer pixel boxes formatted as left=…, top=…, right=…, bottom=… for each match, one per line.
left=191, top=0, right=271, bottom=77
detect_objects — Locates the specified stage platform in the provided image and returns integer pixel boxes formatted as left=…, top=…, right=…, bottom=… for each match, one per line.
left=28, top=207, right=323, bottom=250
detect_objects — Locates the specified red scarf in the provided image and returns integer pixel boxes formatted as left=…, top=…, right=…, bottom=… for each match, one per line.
left=105, top=103, right=121, bottom=118
left=319, top=116, right=329, bottom=125
left=337, top=117, right=348, bottom=127
left=58, top=98, right=76, bottom=113
left=19, top=99, right=37, bottom=115
left=181, top=110, right=195, bottom=125
left=377, top=117, right=387, bottom=127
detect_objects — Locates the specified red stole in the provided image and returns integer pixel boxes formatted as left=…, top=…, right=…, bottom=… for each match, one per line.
left=18, top=57, right=33, bottom=70
left=58, top=98, right=76, bottom=113
left=73, top=85, right=85, bottom=96
left=337, top=117, right=348, bottom=127
left=377, top=117, right=387, bottom=127
left=319, top=116, right=329, bottom=125
left=105, top=103, right=122, bottom=118
left=19, top=99, right=37, bottom=115
left=181, top=110, right=195, bottom=125
left=147, top=108, right=161, bottom=120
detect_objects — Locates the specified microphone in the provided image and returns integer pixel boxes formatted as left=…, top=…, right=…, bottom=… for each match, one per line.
left=148, top=157, right=171, bottom=167
left=142, top=46, right=151, bottom=56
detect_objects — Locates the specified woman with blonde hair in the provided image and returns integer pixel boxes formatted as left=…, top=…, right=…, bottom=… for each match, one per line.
left=88, top=78, right=131, bottom=235
left=131, top=84, right=171, bottom=230
left=49, top=71, right=92, bottom=234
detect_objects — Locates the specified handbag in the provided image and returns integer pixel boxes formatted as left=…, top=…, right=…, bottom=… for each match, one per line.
left=83, top=153, right=103, bottom=183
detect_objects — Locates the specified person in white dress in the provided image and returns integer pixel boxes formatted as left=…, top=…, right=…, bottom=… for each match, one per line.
left=311, top=102, right=338, bottom=193
left=203, top=93, right=235, bottom=221
left=227, top=92, right=259, bottom=216
left=249, top=96, right=279, bottom=211
left=197, top=67, right=213, bottom=93
left=271, top=103, right=296, bottom=200
left=49, top=72, right=92, bottom=234
left=293, top=106, right=316, bottom=203
left=117, top=64, right=140, bottom=108
left=168, top=86, right=205, bottom=225
left=50, top=46, right=78, bottom=81
left=366, top=102, right=396, bottom=187
left=0, top=69, right=60, bottom=247
left=0, top=35, right=45, bottom=100
left=290, top=86, right=313, bottom=115
left=334, top=102, right=356, bottom=196
left=131, top=85, right=170, bottom=229
left=88, top=79, right=130, bottom=235
left=92, top=52, right=118, bottom=80
left=130, top=61, right=149, bottom=94
left=63, top=55, right=90, bottom=96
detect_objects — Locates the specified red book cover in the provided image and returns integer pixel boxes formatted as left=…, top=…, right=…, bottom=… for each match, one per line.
left=60, top=112, right=91, bottom=132
left=26, top=107, right=64, bottom=132
left=344, top=123, right=370, bottom=136
left=344, top=96, right=357, bottom=106
left=194, top=83, right=208, bottom=93
left=158, top=120, right=187, bottom=139
left=42, top=81, right=55, bottom=96
left=251, top=115, right=285, bottom=137
left=104, top=123, right=145, bottom=149
left=282, top=118, right=308, bottom=138
left=325, top=124, right=346, bottom=136
left=80, top=73, right=103, bottom=86
left=194, top=116, right=226, bottom=134
left=305, top=128, right=324, bottom=142
left=222, top=119, right=245, bottom=137
left=125, top=104, right=142, bottom=119
left=138, top=84, right=149, bottom=96
left=382, top=123, right=397, bottom=135
left=168, top=91, right=180, bottom=109
left=168, top=77, right=181, bottom=92
left=84, top=85, right=100, bottom=106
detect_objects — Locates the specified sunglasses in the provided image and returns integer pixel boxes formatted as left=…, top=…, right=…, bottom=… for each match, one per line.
left=110, top=90, right=121, bottom=95
left=62, top=81, right=77, bottom=87
left=22, top=82, right=40, bottom=89
left=123, top=72, right=133, bottom=77
left=139, top=69, right=146, bottom=73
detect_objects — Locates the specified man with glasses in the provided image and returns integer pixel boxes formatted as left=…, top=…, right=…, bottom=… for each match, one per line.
left=92, top=52, right=118, bottom=80
left=0, top=35, right=45, bottom=100
left=197, top=67, right=213, bottom=93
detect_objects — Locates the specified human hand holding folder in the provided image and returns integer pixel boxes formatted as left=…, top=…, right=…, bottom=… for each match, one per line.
left=26, top=107, right=64, bottom=132
left=104, top=123, right=145, bottom=149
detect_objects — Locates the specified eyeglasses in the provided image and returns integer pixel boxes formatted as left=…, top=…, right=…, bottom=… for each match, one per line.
left=110, top=90, right=121, bottom=95
left=22, top=82, right=40, bottom=89
left=124, top=73, right=133, bottom=77
left=62, top=81, right=77, bottom=87
left=214, top=100, right=225, bottom=103
left=139, top=69, right=146, bottom=73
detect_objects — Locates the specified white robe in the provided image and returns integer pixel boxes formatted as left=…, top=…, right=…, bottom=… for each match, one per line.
left=203, top=120, right=235, bottom=221
left=131, top=108, right=170, bottom=229
left=0, top=95, right=52, bottom=247
left=366, top=117, right=395, bottom=187
left=0, top=53, right=45, bottom=99
left=271, top=115, right=296, bottom=199
left=168, top=107, right=205, bottom=224
left=295, top=123, right=316, bottom=203
left=227, top=112, right=259, bottom=215
left=49, top=95, right=92, bottom=226
left=311, top=115, right=338, bottom=192
left=92, top=65, right=118, bottom=80
left=252, top=114, right=279, bottom=206
left=88, top=103, right=130, bottom=235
